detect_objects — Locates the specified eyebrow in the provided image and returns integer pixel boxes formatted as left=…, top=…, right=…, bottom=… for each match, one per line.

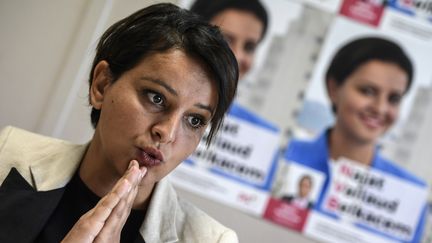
left=196, top=103, right=215, bottom=116
left=358, top=79, right=405, bottom=93
left=142, top=77, right=178, bottom=96
left=142, top=76, right=215, bottom=115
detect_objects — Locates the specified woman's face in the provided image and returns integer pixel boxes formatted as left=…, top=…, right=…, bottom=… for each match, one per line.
left=329, top=60, right=408, bottom=144
left=211, top=9, right=263, bottom=79
left=299, top=178, right=312, bottom=198
left=90, top=49, right=217, bottom=187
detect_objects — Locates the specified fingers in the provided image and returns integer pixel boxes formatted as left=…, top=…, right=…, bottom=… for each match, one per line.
left=95, top=162, right=145, bottom=242
left=62, top=160, right=147, bottom=243
left=91, top=160, right=145, bottom=225
left=95, top=185, right=140, bottom=242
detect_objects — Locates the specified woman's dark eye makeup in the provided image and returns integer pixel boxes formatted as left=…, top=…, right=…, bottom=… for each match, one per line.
left=358, top=85, right=403, bottom=106
left=244, top=41, right=257, bottom=54
left=359, top=86, right=376, bottom=96
left=149, top=92, right=163, bottom=105
left=187, top=115, right=207, bottom=129
left=143, top=89, right=166, bottom=107
left=389, top=92, right=402, bottom=105
left=142, top=88, right=209, bottom=130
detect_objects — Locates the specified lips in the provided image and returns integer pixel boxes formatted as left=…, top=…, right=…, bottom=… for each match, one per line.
left=136, top=147, right=164, bottom=167
left=360, top=114, right=384, bottom=130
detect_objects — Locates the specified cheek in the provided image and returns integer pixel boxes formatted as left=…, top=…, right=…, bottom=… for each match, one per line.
left=336, top=96, right=356, bottom=117
left=107, top=98, right=139, bottom=127
left=387, top=107, right=400, bottom=124
left=175, top=130, right=202, bottom=159
left=341, top=92, right=367, bottom=113
left=244, top=53, right=254, bottom=67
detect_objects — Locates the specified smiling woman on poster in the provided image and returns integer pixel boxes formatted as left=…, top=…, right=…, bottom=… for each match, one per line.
left=0, top=3, right=239, bottom=243
left=284, top=37, right=428, bottom=242
left=181, top=0, right=280, bottom=193
left=190, top=0, right=268, bottom=80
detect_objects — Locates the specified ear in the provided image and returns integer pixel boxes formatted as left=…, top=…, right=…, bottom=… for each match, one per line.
left=90, top=61, right=112, bottom=110
left=326, top=78, right=339, bottom=105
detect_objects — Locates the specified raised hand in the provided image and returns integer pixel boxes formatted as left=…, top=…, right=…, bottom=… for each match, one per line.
left=61, top=160, right=147, bottom=243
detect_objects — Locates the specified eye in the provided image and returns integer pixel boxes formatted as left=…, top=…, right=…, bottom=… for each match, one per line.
left=244, top=41, right=257, bottom=54
left=147, top=91, right=164, bottom=106
left=187, top=115, right=206, bottom=129
left=389, top=93, right=402, bottom=105
left=359, top=86, right=376, bottom=96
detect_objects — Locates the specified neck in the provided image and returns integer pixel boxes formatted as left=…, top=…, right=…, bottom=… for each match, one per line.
left=79, top=132, right=154, bottom=210
left=328, top=127, right=375, bottom=166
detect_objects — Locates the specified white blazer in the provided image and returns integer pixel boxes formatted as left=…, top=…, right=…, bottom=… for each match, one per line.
left=0, top=126, right=238, bottom=243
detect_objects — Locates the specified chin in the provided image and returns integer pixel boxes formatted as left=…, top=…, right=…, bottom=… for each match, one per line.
left=356, top=132, right=380, bottom=144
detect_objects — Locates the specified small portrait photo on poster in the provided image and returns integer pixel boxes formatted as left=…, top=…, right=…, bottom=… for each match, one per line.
left=277, top=162, right=325, bottom=210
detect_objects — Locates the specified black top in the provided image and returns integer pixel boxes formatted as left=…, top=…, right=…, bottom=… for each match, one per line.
left=35, top=172, right=145, bottom=243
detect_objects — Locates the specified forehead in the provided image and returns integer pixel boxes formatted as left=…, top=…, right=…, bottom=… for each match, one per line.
left=130, top=49, right=217, bottom=102
left=346, top=60, right=409, bottom=92
left=210, top=9, right=263, bottom=40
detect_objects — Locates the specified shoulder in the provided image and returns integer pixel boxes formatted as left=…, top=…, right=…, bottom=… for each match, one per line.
left=284, top=131, right=330, bottom=172
left=143, top=179, right=238, bottom=243
left=0, top=126, right=85, bottom=186
left=287, top=137, right=316, bottom=152
left=176, top=197, right=238, bottom=243
left=285, top=135, right=321, bottom=161
left=0, top=126, right=80, bottom=166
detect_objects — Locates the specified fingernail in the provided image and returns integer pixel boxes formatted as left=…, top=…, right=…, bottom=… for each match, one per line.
left=128, top=160, right=135, bottom=170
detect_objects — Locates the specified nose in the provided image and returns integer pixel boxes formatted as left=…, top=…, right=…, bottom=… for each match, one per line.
left=232, top=46, right=246, bottom=66
left=151, top=114, right=181, bottom=144
left=372, top=95, right=389, bottom=115
left=232, top=45, right=243, bottom=61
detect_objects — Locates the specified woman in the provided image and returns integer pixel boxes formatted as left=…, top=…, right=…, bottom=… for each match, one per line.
left=0, top=3, right=239, bottom=243
left=285, top=37, right=427, bottom=242
left=281, top=174, right=314, bottom=209
left=190, top=0, right=268, bottom=79
left=188, top=0, right=275, bottom=132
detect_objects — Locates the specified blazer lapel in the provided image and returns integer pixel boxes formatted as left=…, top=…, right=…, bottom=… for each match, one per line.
left=141, top=179, right=179, bottom=243
left=0, top=168, right=64, bottom=243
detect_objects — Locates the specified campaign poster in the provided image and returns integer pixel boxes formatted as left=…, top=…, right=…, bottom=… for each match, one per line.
left=264, top=143, right=428, bottom=242
left=264, top=162, right=325, bottom=232
left=304, top=158, right=428, bottom=243
left=169, top=0, right=432, bottom=241
left=170, top=0, right=302, bottom=215
left=169, top=103, right=281, bottom=215
left=289, top=12, right=432, bottom=242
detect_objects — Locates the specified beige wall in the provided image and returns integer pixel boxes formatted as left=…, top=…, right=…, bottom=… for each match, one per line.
left=0, top=0, right=89, bottom=132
